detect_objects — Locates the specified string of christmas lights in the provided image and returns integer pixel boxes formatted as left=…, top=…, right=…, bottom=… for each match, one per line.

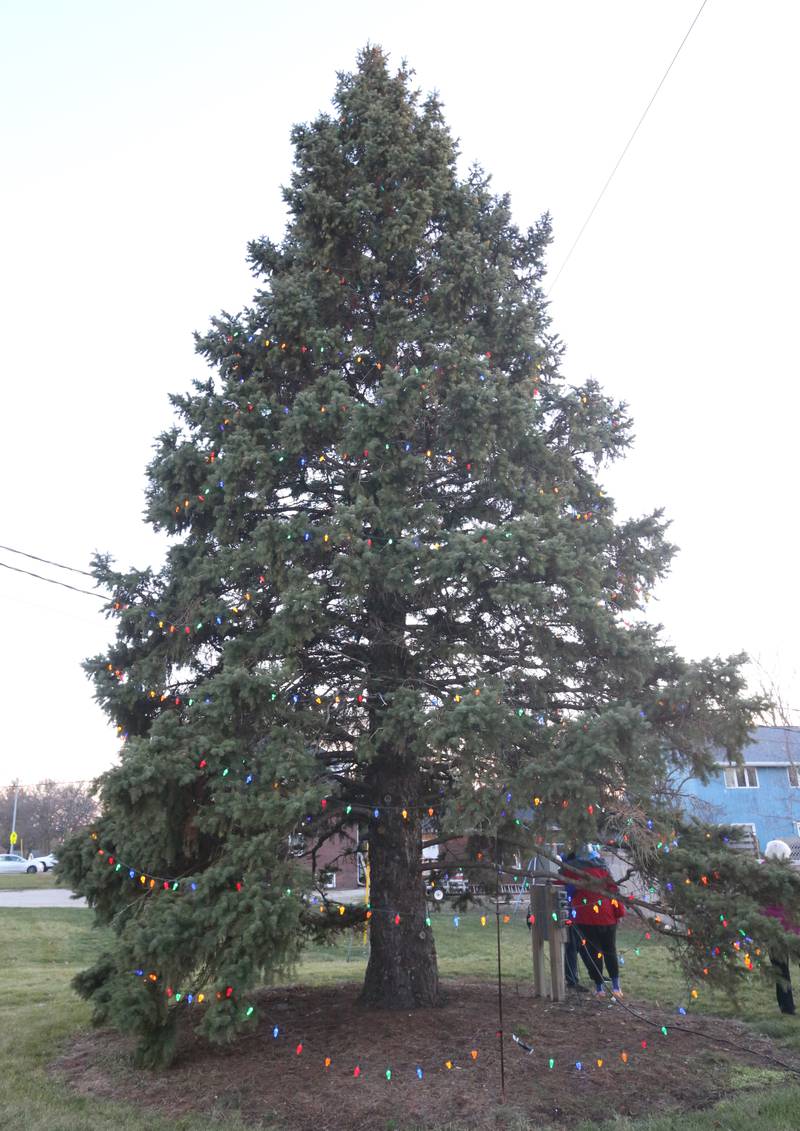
left=203, top=358, right=594, bottom=446
left=171, top=483, right=603, bottom=525
left=115, top=807, right=787, bottom=1080
left=199, top=395, right=594, bottom=465
left=109, top=526, right=629, bottom=624
left=210, top=322, right=539, bottom=384
left=102, top=671, right=565, bottom=730
left=130, top=948, right=800, bottom=1084
left=90, top=840, right=761, bottom=982
left=167, top=333, right=613, bottom=523
left=130, top=917, right=732, bottom=1010
left=127, top=944, right=708, bottom=1083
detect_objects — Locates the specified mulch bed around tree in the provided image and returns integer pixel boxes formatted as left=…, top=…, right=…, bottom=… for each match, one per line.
left=52, top=980, right=800, bottom=1130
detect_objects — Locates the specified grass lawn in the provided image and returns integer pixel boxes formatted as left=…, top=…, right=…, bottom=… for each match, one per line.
left=1, top=906, right=799, bottom=1130
left=0, top=869, right=58, bottom=891
left=0, top=909, right=251, bottom=1131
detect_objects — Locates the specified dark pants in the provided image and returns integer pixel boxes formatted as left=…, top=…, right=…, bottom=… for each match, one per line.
left=576, top=923, right=620, bottom=987
left=565, top=923, right=580, bottom=986
left=770, top=950, right=796, bottom=1014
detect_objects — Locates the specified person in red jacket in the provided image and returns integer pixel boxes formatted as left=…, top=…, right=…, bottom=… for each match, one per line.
left=561, top=847, right=626, bottom=999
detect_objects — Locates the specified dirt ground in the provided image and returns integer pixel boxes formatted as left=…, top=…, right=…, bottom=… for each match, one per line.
left=53, top=980, right=800, bottom=1130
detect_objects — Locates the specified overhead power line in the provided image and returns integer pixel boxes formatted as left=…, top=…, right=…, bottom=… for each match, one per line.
left=0, top=559, right=108, bottom=601
left=0, top=542, right=96, bottom=577
left=548, top=0, right=710, bottom=293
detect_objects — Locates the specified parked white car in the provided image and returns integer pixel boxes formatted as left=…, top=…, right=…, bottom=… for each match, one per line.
left=0, top=853, right=44, bottom=874
left=29, top=853, right=58, bottom=871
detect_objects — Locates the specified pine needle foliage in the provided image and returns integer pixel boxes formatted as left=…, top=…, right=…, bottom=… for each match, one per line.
left=60, top=47, right=771, bottom=1065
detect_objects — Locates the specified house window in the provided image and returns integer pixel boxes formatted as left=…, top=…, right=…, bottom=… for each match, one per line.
left=730, top=823, right=759, bottom=853
left=723, top=766, right=759, bottom=788
left=789, top=766, right=800, bottom=788
left=795, top=822, right=800, bottom=837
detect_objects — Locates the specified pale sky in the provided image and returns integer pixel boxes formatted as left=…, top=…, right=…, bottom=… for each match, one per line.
left=1, top=0, right=797, bottom=786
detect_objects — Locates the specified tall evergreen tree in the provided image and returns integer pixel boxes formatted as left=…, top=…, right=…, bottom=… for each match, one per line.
left=62, top=47, right=775, bottom=1066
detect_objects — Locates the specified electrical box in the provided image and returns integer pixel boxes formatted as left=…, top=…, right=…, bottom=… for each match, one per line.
left=555, top=887, right=572, bottom=926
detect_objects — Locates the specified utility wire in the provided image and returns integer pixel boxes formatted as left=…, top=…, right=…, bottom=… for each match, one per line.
left=0, top=559, right=108, bottom=601
left=548, top=0, right=710, bottom=293
left=0, top=542, right=96, bottom=578
left=0, top=586, right=111, bottom=628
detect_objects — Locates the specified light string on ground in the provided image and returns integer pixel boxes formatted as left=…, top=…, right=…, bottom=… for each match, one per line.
left=129, top=936, right=783, bottom=1082
left=109, top=811, right=781, bottom=1080
left=570, top=920, right=800, bottom=1078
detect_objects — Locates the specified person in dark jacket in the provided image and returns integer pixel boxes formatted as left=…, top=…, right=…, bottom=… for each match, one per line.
left=762, top=839, right=800, bottom=1015
left=562, top=847, right=625, bottom=998
left=559, top=852, right=587, bottom=992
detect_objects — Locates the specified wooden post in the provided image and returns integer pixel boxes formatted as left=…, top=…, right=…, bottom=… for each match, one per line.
left=530, top=883, right=548, bottom=997
left=529, top=881, right=567, bottom=1001
left=547, top=886, right=567, bottom=1002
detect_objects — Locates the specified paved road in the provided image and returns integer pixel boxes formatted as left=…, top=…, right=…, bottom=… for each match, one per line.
left=0, top=889, right=370, bottom=910
left=0, top=889, right=87, bottom=908
left=0, top=887, right=373, bottom=911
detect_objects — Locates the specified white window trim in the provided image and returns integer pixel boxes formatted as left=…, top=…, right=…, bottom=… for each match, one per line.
left=715, top=761, right=796, bottom=768
left=723, top=766, right=759, bottom=789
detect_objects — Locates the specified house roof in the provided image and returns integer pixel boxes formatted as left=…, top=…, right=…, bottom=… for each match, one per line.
left=716, top=725, right=800, bottom=766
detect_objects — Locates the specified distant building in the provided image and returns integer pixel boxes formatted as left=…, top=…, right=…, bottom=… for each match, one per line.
left=681, top=725, right=800, bottom=854
left=291, top=823, right=363, bottom=890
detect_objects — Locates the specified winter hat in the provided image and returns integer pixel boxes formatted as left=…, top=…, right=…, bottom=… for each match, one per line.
left=764, top=839, right=791, bottom=862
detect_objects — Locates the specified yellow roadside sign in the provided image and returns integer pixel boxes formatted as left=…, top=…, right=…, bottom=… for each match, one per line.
left=9, top=831, right=17, bottom=846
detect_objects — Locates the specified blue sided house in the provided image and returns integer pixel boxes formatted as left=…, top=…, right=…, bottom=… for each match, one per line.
left=681, top=725, right=800, bottom=853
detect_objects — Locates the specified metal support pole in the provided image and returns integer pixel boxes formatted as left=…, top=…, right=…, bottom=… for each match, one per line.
left=495, top=850, right=506, bottom=1103
left=9, top=779, right=20, bottom=854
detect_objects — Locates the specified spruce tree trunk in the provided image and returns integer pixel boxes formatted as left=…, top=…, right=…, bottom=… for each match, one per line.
left=360, top=789, right=441, bottom=1008
left=359, top=584, right=441, bottom=1009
